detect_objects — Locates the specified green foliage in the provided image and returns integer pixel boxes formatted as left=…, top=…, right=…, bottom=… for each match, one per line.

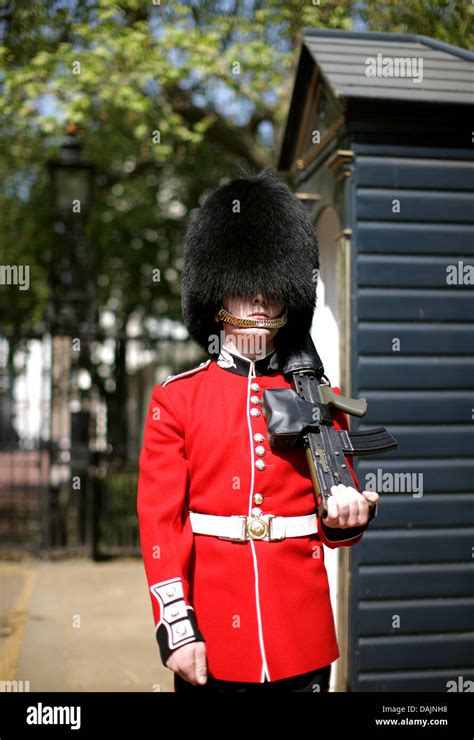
left=361, top=0, right=473, bottom=49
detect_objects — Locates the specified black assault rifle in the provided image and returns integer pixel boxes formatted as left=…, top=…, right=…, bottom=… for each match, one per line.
left=262, top=333, right=397, bottom=523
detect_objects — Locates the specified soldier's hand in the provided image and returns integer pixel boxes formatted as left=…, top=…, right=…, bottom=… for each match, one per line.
left=323, top=484, right=379, bottom=528
left=165, top=641, right=208, bottom=685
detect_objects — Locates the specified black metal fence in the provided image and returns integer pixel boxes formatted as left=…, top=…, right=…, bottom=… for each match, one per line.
left=0, top=334, right=200, bottom=560
left=95, top=465, right=140, bottom=558
left=0, top=442, right=47, bottom=554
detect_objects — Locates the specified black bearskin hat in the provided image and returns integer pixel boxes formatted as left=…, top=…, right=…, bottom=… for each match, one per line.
left=181, top=168, right=319, bottom=362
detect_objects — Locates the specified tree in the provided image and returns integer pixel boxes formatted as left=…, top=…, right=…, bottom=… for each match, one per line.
left=361, top=0, right=472, bottom=49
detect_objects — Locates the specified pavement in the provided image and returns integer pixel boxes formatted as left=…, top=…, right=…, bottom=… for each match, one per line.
left=0, top=557, right=173, bottom=692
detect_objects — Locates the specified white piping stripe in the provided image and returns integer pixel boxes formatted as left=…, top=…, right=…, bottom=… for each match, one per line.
left=246, top=362, right=271, bottom=683
left=250, top=539, right=270, bottom=682
left=162, top=360, right=211, bottom=387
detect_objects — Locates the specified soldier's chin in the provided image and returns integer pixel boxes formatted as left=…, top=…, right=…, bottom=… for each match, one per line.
left=225, top=324, right=270, bottom=334
left=235, top=328, right=271, bottom=341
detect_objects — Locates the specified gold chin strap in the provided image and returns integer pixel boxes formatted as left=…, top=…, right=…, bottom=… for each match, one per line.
left=217, top=306, right=288, bottom=329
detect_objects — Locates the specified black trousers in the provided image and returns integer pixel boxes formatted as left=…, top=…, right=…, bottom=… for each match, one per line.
left=174, top=664, right=331, bottom=694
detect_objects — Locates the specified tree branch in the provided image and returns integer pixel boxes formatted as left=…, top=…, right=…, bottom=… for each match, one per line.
left=165, top=84, right=272, bottom=169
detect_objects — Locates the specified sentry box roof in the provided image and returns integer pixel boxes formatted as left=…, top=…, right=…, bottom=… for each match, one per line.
left=278, top=29, right=474, bottom=172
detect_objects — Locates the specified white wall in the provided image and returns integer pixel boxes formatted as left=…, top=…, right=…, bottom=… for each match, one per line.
left=311, top=207, right=345, bottom=692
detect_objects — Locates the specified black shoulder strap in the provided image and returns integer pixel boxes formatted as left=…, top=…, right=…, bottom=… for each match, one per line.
left=279, top=332, right=326, bottom=381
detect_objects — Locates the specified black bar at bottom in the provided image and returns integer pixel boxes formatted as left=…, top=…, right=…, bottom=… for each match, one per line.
left=0, top=690, right=470, bottom=737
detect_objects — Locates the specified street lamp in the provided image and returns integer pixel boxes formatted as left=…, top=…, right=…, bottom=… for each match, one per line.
left=47, top=123, right=95, bottom=219
left=46, top=123, right=96, bottom=335
left=44, top=123, right=97, bottom=556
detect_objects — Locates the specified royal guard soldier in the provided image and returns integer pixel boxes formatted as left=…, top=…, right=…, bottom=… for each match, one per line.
left=137, top=168, right=379, bottom=694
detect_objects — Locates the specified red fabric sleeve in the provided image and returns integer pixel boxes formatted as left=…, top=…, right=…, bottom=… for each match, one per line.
left=137, top=383, right=205, bottom=665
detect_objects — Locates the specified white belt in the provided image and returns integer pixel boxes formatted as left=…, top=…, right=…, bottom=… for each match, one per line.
left=189, top=511, right=318, bottom=542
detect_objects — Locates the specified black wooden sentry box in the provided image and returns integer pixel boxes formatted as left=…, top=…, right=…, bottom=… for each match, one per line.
left=277, top=29, right=474, bottom=692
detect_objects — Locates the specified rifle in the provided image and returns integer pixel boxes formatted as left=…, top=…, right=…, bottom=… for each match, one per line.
left=262, top=333, right=397, bottom=523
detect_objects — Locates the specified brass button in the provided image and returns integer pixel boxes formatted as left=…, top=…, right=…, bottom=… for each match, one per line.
left=170, top=608, right=179, bottom=618
left=253, top=433, right=265, bottom=442
left=250, top=395, right=261, bottom=405
left=250, top=408, right=261, bottom=418
left=165, top=586, right=176, bottom=597
left=250, top=382, right=261, bottom=392
left=253, top=493, right=264, bottom=505
left=255, top=459, right=266, bottom=471
left=255, top=445, right=266, bottom=456
left=251, top=506, right=262, bottom=516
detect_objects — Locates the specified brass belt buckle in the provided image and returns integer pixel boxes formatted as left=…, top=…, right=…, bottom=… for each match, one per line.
left=246, top=514, right=279, bottom=541
left=246, top=515, right=268, bottom=540
left=217, top=514, right=283, bottom=542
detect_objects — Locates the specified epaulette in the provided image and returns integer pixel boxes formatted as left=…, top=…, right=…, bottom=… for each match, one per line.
left=162, top=359, right=211, bottom=387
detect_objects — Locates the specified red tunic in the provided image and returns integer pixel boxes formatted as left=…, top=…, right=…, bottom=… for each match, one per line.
left=137, top=346, right=375, bottom=683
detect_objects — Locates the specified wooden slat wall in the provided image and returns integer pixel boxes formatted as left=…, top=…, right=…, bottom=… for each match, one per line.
left=348, top=146, right=474, bottom=692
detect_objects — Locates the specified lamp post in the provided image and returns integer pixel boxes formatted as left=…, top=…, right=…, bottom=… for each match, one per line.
left=45, top=124, right=96, bottom=554
left=47, top=123, right=95, bottom=336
